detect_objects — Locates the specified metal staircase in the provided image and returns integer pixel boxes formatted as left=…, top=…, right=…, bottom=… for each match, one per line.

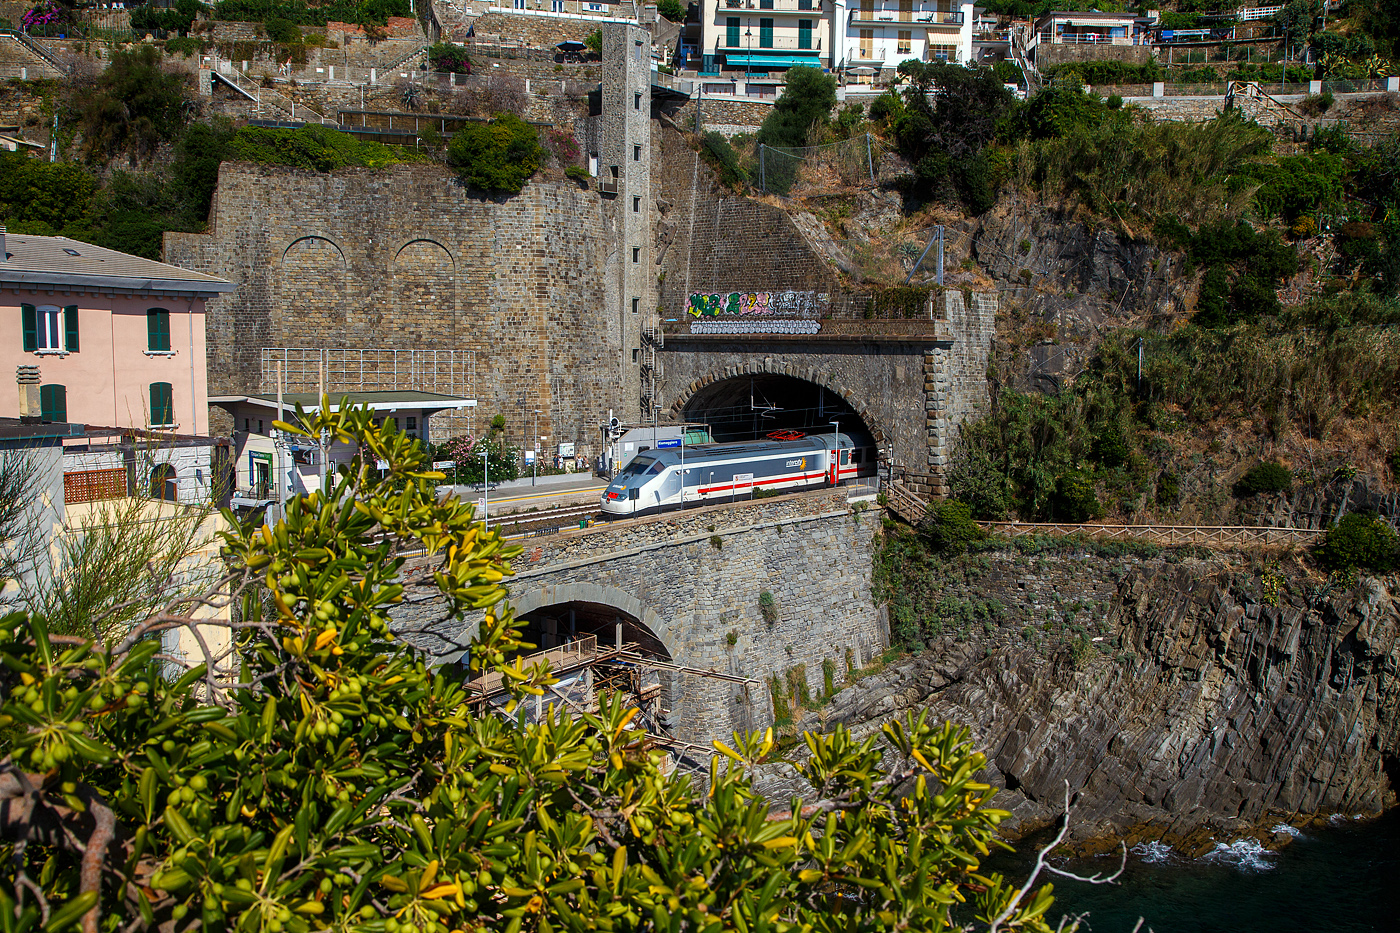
left=0, top=30, right=68, bottom=77
left=640, top=314, right=663, bottom=423
left=210, top=64, right=334, bottom=124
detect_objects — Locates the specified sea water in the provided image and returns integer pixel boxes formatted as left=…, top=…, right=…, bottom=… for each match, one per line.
left=997, top=809, right=1400, bottom=933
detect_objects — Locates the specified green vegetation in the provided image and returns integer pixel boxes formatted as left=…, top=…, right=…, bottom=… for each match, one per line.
left=211, top=0, right=411, bottom=27
left=129, top=0, right=205, bottom=35
left=69, top=45, right=192, bottom=162
left=920, top=500, right=986, bottom=555
left=1233, top=461, right=1293, bottom=497
left=754, top=65, right=837, bottom=194
left=698, top=131, right=747, bottom=190
left=428, top=41, right=471, bottom=74
left=228, top=122, right=427, bottom=171
left=447, top=113, right=542, bottom=194
left=1314, top=511, right=1400, bottom=572
left=656, top=0, right=686, bottom=23
left=0, top=403, right=1069, bottom=933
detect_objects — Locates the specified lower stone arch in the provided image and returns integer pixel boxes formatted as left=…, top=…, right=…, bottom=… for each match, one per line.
left=672, top=366, right=888, bottom=446
left=509, top=582, right=676, bottom=662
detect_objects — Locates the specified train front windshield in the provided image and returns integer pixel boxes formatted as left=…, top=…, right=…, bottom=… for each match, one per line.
left=618, top=457, right=664, bottom=478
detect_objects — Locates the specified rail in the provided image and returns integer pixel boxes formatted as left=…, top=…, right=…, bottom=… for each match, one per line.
left=211, top=65, right=333, bottom=124
left=979, top=521, right=1323, bottom=549
left=0, top=29, right=68, bottom=74
left=883, top=481, right=928, bottom=525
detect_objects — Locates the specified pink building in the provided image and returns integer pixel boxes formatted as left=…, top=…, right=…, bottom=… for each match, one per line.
left=0, top=227, right=235, bottom=433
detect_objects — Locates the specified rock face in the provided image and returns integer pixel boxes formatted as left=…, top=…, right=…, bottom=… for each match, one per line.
left=759, top=551, right=1400, bottom=852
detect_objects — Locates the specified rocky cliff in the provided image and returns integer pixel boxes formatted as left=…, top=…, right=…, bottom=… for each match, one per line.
left=757, top=544, right=1400, bottom=854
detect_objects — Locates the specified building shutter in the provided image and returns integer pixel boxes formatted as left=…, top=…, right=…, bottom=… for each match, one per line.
left=21, top=304, right=37, bottom=352
left=148, top=309, right=171, bottom=352
left=150, top=382, right=174, bottom=426
left=63, top=306, right=78, bottom=352
left=40, top=384, right=66, bottom=423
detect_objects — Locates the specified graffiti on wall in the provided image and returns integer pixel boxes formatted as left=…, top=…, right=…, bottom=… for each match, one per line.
left=687, top=290, right=829, bottom=318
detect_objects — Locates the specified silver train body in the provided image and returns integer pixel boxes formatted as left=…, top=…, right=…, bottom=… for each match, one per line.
left=600, top=433, right=873, bottom=516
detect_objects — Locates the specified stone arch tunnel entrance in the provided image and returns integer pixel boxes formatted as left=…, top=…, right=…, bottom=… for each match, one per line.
left=680, top=374, right=878, bottom=448
left=513, top=596, right=680, bottom=738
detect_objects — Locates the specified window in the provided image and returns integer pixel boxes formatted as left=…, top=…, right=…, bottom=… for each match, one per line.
left=588, top=152, right=598, bottom=175
left=407, top=416, right=418, bottom=432
left=39, top=384, right=66, bottom=422
left=860, top=0, right=874, bottom=13
left=147, top=308, right=171, bottom=352
left=632, top=247, right=640, bottom=262
left=798, top=0, right=812, bottom=8
left=632, top=349, right=639, bottom=364
left=149, top=382, right=174, bottom=427
left=759, top=18, right=773, bottom=47
left=759, top=0, right=773, bottom=7
left=726, top=16, right=740, bottom=46
left=634, top=92, right=641, bottom=110
left=899, top=0, right=912, bottom=20
left=22, top=304, right=77, bottom=353
left=514, top=0, right=525, bottom=7
left=632, top=196, right=640, bottom=212
left=798, top=19, right=812, bottom=49
left=929, top=43, right=957, bottom=61
left=150, top=463, right=178, bottom=502
left=632, top=298, right=640, bottom=313
left=551, top=0, right=564, bottom=9
left=859, top=27, right=874, bottom=58
left=244, top=418, right=250, bottom=432
left=633, top=144, right=641, bottom=161
left=898, top=30, right=911, bottom=54
left=258, top=419, right=264, bottom=433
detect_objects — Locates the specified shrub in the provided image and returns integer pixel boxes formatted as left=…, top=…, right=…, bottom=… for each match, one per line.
left=264, top=16, right=301, bottom=43
left=428, top=41, right=471, bottom=74
left=1314, top=511, right=1400, bottom=572
left=656, top=0, right=686, bottom=21
left=699, top=130, right=747, bottom=189
left=1156, top=471, right=1180, bottom=507
left=447, top=113, right=542, bottom=194
left=759, top=589, right=777, bottom=624
left=564, top=164, right=590, bottom=184
left=920, top=500, right=986, bottom=555
left=1048, top=471, right=1105, bottom=522
left=1107, top=94, right=1123, bottom=110
left=1232, top=461, right=1292, bottom=497
left=545, top=127, right=580, bottom=165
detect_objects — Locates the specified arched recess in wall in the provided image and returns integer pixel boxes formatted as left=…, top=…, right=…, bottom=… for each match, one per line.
left=391, top=239, right=457, bottom=342
left=674, top=369, right=885, bottom=448
left=278, top=235, right=348, bottom=345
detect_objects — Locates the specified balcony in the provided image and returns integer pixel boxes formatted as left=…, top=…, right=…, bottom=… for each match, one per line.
left=846, top=6, right=963, bottom=26
left=722, top=0, right=824, bottom=10
left=715, top=35, right=823, bottom=52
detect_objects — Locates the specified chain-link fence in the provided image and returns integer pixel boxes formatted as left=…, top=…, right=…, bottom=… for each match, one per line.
left=754, top=133, right=879, bottom=196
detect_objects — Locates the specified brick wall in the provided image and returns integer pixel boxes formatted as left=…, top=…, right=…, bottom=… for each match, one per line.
left=1035, top=43, right=1151, bottom=69
left=164, top=162, right=626, bottom=457
left=470, top=11, right=610, bottom=48
left=672, top=95, right=774, bottom=133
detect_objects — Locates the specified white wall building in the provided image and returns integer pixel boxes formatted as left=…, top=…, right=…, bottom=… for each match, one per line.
left=832, top=0, right=974, bottom=78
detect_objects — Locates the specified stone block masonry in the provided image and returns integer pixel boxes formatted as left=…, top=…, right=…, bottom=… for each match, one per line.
left=394, top=491, right=886, bottom=744
left=164, top=162, right=626, bottom=455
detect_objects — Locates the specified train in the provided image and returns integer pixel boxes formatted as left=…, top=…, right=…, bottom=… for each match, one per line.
left=600, top=432, right=876, bottom=516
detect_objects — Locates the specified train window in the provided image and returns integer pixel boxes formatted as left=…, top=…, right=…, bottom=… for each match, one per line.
left=619, top=456, right=663, bottom=477
left=852, top=449, right=862, bottom=463
left=841, top=450, right=849, bottom=465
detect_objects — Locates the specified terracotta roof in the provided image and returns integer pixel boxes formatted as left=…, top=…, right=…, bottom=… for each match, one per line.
left=0, top=232, right=235, bottom=295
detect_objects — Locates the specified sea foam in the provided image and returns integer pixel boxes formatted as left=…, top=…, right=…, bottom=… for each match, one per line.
left=1202, top=838, right=1276, bottom=872
left=1130, top=841, right=1173, bottom=864
left=1270, top=822, right=1303, bottom=838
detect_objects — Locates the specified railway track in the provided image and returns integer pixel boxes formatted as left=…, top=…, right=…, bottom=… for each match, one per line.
left=492, top=503, right=602, bottom=538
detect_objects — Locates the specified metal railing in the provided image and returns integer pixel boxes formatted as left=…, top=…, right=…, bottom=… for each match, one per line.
left=212, top=64, right=333, bottom=124
left=849, top=9, right=962, bottom=24
left=1236, top=5, right=1284, bottom=21
left=716, top=35, right=822, bottom=51
left=724, top=0, right=824, bottom=10
left=980, top=521, right=1324, bottom=549
left=1038, top=29, right=1140, bottom=46
left=0, top=29, right=68, bottom=74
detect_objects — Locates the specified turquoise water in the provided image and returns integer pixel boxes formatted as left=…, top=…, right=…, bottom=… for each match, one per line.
left=1002, top=810, right=1400, bottom=933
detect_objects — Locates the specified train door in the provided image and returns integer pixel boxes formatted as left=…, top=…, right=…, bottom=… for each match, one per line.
left=839, top=447, right=851, bottom=483
left=827, top=442, right=838, bottom=486
left=659, top=469, right=681, bottom=507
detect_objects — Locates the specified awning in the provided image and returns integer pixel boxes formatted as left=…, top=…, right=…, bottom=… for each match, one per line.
left=723, top=54, right=823, bottom=68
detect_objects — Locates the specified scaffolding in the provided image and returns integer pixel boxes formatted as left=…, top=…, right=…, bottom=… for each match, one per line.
left=465, top=634, right=757, bottom=776
left=640, top=314, right=663, bottom=424
left=260, top=348, right=479, bottom=437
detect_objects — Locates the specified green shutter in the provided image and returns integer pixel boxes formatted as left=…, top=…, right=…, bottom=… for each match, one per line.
left=150, top=382, right=173, bottom=426
left=40, top=384, right=66, bottom=423
left=726, top=17, right=739, bottom=47
left=148, top=309, right=170, bottom=352
left=63, top=306, right=78, bottom=352
left=21, top=304, right=37, bottom=352
left=760, top=19, right=773, bottom=47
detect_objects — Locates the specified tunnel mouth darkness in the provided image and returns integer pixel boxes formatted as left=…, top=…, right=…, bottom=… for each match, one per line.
left=681, top=374, right=876, bottom=447
left=514, top=600, right=671, bottom=662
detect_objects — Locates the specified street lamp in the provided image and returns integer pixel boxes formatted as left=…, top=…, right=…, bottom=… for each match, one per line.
left=479, top=449, right=490, bottom=532
left=745, top=20, right=752, bottom=83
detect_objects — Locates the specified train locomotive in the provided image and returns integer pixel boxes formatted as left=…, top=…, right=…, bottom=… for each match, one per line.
left=600, top=432, right=875, bottom=517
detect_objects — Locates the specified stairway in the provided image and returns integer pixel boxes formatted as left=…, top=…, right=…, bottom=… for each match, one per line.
left=0, top=30, right=67, bottom=79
